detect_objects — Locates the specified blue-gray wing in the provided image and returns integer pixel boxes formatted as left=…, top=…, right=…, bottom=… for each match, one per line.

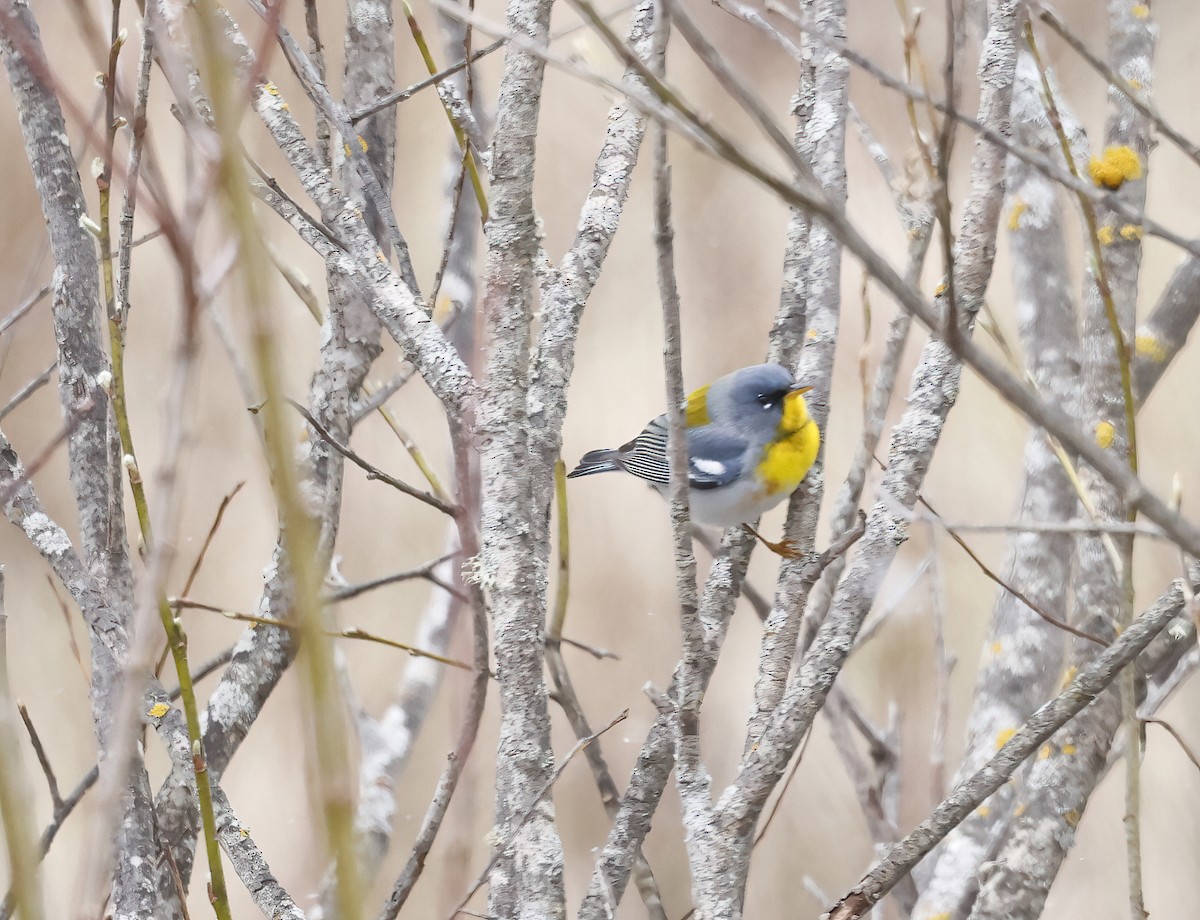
left=615, top=416, right=746, bottom=490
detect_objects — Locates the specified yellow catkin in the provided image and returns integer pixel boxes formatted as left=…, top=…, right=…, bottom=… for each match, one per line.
left=1088, top=145, right=1143, bottom=189
left=1120, top=224, right=1144, bottom=241
left=1008, top=198, right=1028, bottom=231
left=995, top=727, right=1017, bottom=750
left=1095, top=420, right=1115, bottom=449
left=1135, top=334, right=1168, bottom=363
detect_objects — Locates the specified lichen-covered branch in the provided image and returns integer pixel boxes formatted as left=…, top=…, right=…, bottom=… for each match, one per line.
left=911, top=50, right=1082, bottom=920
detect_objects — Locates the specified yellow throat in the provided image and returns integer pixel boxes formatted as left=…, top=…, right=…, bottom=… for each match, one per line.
left=755, top=390, right=820, bottom=494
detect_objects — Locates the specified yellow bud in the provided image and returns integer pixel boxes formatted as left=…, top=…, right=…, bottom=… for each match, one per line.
left=1135, top=334, right=1168, bottom=363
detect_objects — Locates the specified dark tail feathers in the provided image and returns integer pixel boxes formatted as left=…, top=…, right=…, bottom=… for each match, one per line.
left=567, top=448, right=620, bottom=478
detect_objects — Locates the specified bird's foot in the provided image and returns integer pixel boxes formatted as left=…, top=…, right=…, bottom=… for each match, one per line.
left=741, top=523, right=802, bottom=559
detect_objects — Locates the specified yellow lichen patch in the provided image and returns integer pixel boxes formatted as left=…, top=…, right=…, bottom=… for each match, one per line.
left=995, top=727, right=1016, bottom=750
left=927, top=913, right=952, bottom=920
left=934, top=280, right=948, bottom=297
left=147, top=702, right=170, bottom=719
left=1095, top=420, right=1115, bottom=449
left=280, top=102, right=289, bottom=112
left=1060, top=665, right=1078, bottom=689
left=264, top=81, right=279, bottom=96
left=1128, top=78, right=1144, bottom=90
left=976, top=805, right=991, bottom=819
left=1038, top=744, right=1052, bottom=760
left=1120, top=224, right=1144, bottom=241
left=1135, top=334, right=1168, bottom=363
left=1062, top=743, right=1077, bottom=755
left=1065, top=808, right=1082, bottom=827
left=1132, top=3, right=1150, bottom=18
left=1014, top=802, right=1026, bottom=817
left=1008, top=197, right=1028, bottom=231
left=806, top=328, right=819, bottom=340
left=1088, top=145, right=1143, bottom=189
left=1097, top=225, right=1116, bottom=246
left=990, top=640, right=1004, bottom=655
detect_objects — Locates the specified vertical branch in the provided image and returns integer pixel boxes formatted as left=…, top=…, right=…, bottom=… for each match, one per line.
left=911, top=49, right=1083, bottom=920
left=748, top=0, right=849, bottom=749
left=712, top=0, right=1021, bottom=874
left=969, top=7, right=1156, bottom=918
left=189, top=3, right=364, bottom=918
left=344, top=0, right=397, bottom=249
left=476, top=0, right=563, bottom=914
left=0, top=568, right=46, bottom=920
left=650, top=12, right=725, bottom=914
left=0, top=4, right=170, bottom=914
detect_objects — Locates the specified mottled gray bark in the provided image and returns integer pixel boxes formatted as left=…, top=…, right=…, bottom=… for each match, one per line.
left=0, top=3, right=171, bottom=914
left=748, top=0, right=849, bottom=752
left=912, top=51, right=1083, bottom=920
left=710, top=1, right=1021, bottom=877
left=826, top=577, right=1192, bottom=920
left=968, top=6, right=1157, bottom=918
left=477, top=0, right=564, bottom=914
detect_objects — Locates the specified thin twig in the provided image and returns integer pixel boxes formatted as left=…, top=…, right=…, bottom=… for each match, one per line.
left=448, top=710, right=630, bottom=919
left=824, top=582, right=1187, bottom=919
left=288, top=399, right=457, bottom=516
left=180, top=481, right=246, bottom=598
left=170, top=598, right=474, bottom=671
left=17, top=705, right=62, bottom=811
left=0, top=361, right=55, bottom=422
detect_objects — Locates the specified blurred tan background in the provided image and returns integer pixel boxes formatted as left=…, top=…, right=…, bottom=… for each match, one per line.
left=2, top=0, right=1199, bottom=916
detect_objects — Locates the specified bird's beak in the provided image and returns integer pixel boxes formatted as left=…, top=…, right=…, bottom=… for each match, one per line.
left=788, top=384, right=813, bottom=397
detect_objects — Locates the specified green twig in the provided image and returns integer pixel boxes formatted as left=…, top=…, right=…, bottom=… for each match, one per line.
left=97, top=5, right=231, bottom=916
left=191, top=4, right=362, bottom=916
left=401, top=0, right=489, bottom=223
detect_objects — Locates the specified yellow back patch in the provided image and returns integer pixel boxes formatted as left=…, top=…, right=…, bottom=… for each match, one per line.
left=685, top=385, right=711, bottom=427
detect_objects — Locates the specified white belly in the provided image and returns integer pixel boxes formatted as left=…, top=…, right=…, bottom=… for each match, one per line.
left=653, top=477, right=790, bottom=527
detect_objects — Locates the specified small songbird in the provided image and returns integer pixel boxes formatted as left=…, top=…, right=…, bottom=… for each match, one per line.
left=567, top=363, right=820, bottom=555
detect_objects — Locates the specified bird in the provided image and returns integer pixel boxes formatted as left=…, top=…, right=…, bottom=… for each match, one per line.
left=567, top=363, right=820, bottom=556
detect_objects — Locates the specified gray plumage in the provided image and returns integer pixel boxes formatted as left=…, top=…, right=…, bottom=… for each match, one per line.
left=567, top=363, right=808, bottom=526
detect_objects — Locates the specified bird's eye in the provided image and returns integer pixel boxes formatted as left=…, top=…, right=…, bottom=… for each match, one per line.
left=756, top=393, right=776, bottom=410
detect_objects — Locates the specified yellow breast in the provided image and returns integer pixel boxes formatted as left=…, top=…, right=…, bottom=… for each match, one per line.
left=755, top=396, right=820, bottom=496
